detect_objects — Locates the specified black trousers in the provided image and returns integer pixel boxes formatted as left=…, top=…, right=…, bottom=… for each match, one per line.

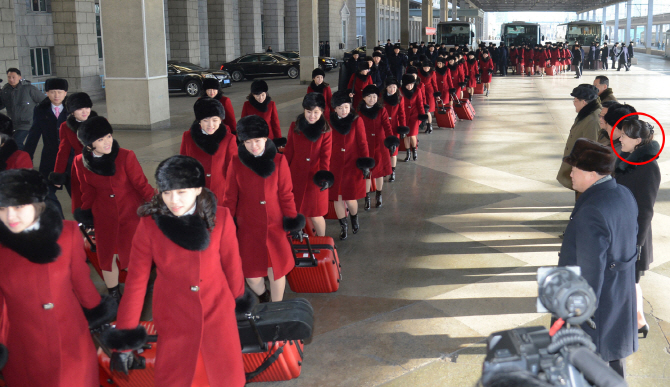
left=499, top=61, right=507, bottom=75
left=618, top=58, right=629, bottom=71
left=575, top=62, right=582, bottom=77
left=609, top=359, right=625, bottom=378
left=603, top=59, right=608, bottom=70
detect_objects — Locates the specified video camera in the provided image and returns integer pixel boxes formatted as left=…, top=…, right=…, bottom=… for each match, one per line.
left=478, top=267, right=628, bottom=387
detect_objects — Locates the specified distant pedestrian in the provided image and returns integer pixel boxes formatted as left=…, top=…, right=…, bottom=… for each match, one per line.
left=0, top=68, right=45, bottom=150
left=266, top=46, right=273, bottom=53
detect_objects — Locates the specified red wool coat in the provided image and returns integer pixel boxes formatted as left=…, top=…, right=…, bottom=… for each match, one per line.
left=74, top=146, right=154, bottom=271
left=115, top=208, right=246, bottom=387
left=0, top=144, right=32, bottom=170
left=0, top=220, right=102, bottom=387
left=466, top=59, right=480, bottom=88
left=383, top=94, right=407, bottom=157
left=479, top=57, right=495, bottom=83
left=284, top=120, right=332, bottom=217
left=348, top=73, right=373, bottom=111
left=563, top=48, right=572, bottom=65
left=307, top=84, right=332, bottom=118
left=241, top=100, right=282, bottom=139
left=434, top=68, right=453, bottom=100
left=327, top=114, right=370, bottom=201
left=54, top=118, right=84, bottom=175
left=510, top=49, right=518, bottom=66
left=417, top=69, right=440, bottom=113
left=215, top=95, right=237, bottom=134
left=535, top=50, right=549, bottom=68
left=524, top=49, right=535, bottom=66
left=180, top=124, right=237, bottom=203
left=358, top=105, right=393, bottom=178
left=223, top=151, right=298, bottom=280
left=447, top=65, right=460, bottom=100
left=551, top=48, right=561, bottom=66
left=402, top=88, right=427, bottom=137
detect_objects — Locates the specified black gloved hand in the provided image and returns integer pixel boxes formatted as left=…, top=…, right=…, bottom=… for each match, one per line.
left=290, top=230, right=304, bottom=242
left=0, top=343, right=7, bottom=371
left=388, top=145, right=397, bottom=157
left=110, top=351, right=134, bottom=375
left=488, top=69, right=493, bottom=75
left=312, top=170, right=334, bottom=192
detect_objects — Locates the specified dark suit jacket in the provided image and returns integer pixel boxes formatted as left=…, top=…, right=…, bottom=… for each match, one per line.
left=24, top=97, right=69, bottom=177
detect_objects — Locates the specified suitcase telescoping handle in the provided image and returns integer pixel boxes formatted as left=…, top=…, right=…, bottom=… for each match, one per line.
left=289, top=231, right=319, bottom=267
left=450, top=91, right=462, bottom=107
left=78, top=223, right=97, bottom=253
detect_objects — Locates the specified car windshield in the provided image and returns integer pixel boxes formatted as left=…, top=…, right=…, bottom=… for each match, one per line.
left=169, top=62, right=205, bottom=71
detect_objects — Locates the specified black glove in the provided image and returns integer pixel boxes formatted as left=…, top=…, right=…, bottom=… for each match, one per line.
left=74, top=208, right=94, bottom=228
left=312, top=170, right=334, bottom=192
left=48, top=172, right=67, bottom=187
left=0, top=343, right=7, bottom=371
left=83, top=295, right=118, bottom=331
left=384, top=135, right=400, bottom=157
left=290, top=230, right=304, bottom=242
left=488, top=69, right=493, bottom=75
left=110, top=351, right=134, bottom=375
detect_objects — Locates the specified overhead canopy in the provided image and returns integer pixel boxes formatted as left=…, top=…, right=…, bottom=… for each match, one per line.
left=466, top=0, right=619, bottom=13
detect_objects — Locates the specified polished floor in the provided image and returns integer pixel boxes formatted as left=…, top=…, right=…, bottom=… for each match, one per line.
left=43, top=55, right=670, bottom=386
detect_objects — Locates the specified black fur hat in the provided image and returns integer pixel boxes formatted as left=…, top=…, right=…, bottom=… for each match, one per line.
left=406, top=66, right=418, bottom=75
left=194, top=97, right=225, bottom=121
left=384, top=76, right=400, bottom=88
left=372, top=51, right=383, bottom=58
left=155, top=155, right=206, bottom=192
left=302, top=92, right=326, bottom=110
left=604, top=104, right=638, bottom=127
left=331, top=90, right=352, bottom=108
left=364, top=56, right=374, bottom=62
left=402, top=74, right=416, bottom=87
left=45, top=78, right=69, bottom=92
left=312, top=68, right=325, bottom=79
left=0, top=113, right=13, bottom=137
left=77, top=116, right=113, bottom=148
left=250, top=80, right=268, bottom=95
left=237, top=115, right=270, bottom=142
left=202, top=78, right=221, bottom=91
left=361, top=85, right=379, bottom=98
left=563, top=138, right=616, bottom=175
left=66, top=92, right=93, bottom=112
left=0, top=169, right=48, bottom=207
left=357, top=61, right=370, bottom=71
left=570, top=84, right=599, bottom=102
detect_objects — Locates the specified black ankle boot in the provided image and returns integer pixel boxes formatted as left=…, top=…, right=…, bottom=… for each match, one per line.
left=364, top=193, right=371, bottom=211
left=350, top=213, right=359, bottom=234
left=389, top=167, right=396, bottom=182
left=258, top=290, right=271, bottom=303
left=412, top=147, right=418, bottom=161
left=404, top=149, right=411, bottom=162
left=338, top=218, right=348, bottom=240
left=375, top=190, right=383, bottom=208
left=108, top=285, right=121, bottom=302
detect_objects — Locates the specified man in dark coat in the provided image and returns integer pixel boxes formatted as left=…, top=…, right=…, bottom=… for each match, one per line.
left=325, top=41, right=331, bottom=57
left=559, top=138, right=639, bottom=378
left=601, top=43, right=610, bottom=70
left=346, top=50, right=362, bottom=75
left=572, top=43, right=585, bottom=78
left=616, top=44, right=629, bottom=71
left=498, top=42, right=508, bottom=76
left=370, top=52, right=390, bottom=88
left=627, top=41, right=634, bottom=66
left=319, top=41, right=325, bottom=57
left=407, top=45, right=421, bottom=66
left=387, top=44, right=407, bottom=81
left=385, top=39, right=394, bottom=57
left=593, top=75, right=616, bottom=103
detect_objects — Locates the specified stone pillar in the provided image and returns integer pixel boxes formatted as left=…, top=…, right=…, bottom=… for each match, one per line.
left=451, top=0, right=457, bottom=21
left=299, top=0, right=318, bottom=84
left=0, top=0, right=19, bottom=76
left=400, top=0, right=409, bottom=47
left=625, top=0, right=632, bottom=43
left=167, top=0, right=200, bottom=64
left=198, top=0, right=209, bottom=68
left=614, top=3, right=619, bottom=43
left=365, top=0, right=379, bottom=56
left=239, top=0, right=262, bottom=55
left=421, top=0, right=431, bottom=43
left=208, top=0, right=237, bottom=68
left=439, top=0, right=447, bottom=22
left=51, top=0, right=101, bottom=96
left=265, top=0, right=285, bottom=52
left=646, top=0, right=653, bottom=52
left=100, top=0, right=170, bottom=130
left=285, top=0, right=299, bottom=51
left=602, top=7, right=607, bottom=41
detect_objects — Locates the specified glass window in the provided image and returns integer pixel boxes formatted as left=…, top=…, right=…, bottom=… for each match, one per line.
left=30, top=48, right=51, bottom=76
left=343, top=20, right=347, bottom=45
left=239, top=55, right=258, bottom=63
left=258, top=55, right=274, bottom=62
left=32, top=0, right=48, bottom=12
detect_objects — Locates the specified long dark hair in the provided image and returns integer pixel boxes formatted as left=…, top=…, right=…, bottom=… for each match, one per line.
left=620, top=120, right=654, bottom=150
left=138, top=188, right=217, bottom=230
left=295, top=110, right=331, bottom=133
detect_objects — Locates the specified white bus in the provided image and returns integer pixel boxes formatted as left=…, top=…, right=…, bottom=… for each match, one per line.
left=436, top=22, right=476, bottom=49
left=500, top=22, right=544, bottom=46
left=557, top=21, right=603, bottom=50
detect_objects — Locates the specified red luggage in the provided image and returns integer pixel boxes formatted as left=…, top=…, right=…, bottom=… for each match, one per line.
left=474, top=83, right=484, bottom=94
left=287, top=234, right=341, bottom=293
left=516, top=63, right=523, bottom=75
left=79, top=225, right=127, bottom=284
left=454, top=99, right=475, bottom=120
left=546, top=66, right=556, bottom=76
left=435, top=102, right=457, bottom=129
left=243, top=340, right=304, bottom=383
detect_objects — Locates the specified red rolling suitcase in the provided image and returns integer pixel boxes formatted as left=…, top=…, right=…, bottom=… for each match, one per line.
left=243, top=340, right=304, bottom=383
left=435, top=102, right=457, bottom=129
left=287, top=234, right=342, bottom=293
left=454, top=99, right=475, bottom=120
left=79, top=225, right=127, bottom=284
left=546, top=66, right=557, bottom=76
left=474, top=83, right=484, bottom=94
left=516, top=63, right=523, bottom=75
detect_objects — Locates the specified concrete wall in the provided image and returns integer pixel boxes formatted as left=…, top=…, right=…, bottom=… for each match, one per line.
left=285, top=0, right=300, bottom=51
left=0, top=0, right=20, bottom=77
left=13, top=0, right=54, bottom=80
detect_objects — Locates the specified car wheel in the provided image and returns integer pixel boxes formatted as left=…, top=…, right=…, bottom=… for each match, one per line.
left=231, top=70, right=244, bottom=82
left=287, top=66, right=299, bottom=79
left=185, top=80, right=201, bottom=97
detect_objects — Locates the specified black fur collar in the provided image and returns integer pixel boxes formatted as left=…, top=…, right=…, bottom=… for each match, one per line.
left=358, top=101, right=382, bottom=120
left=296, top=114, right=326, bottom=142
left=309, top=81, right=328, bottom=94
left=383, top=91, right=400, bottom=106
left=467, top=58, right=477, bottom=64
left=419, top=68, right=434, bottom=77
left=401, top=86, right=416, bottom=100
left=435, top=66, right=448, bottom=75
left=0, top=204, right=63, bottom=264
left=448, top=63, right=459, bottom=71
left=189, top=120, right=227, bottom=155
left=356, top=72, right=370, bottom=82
left=576, top=100, right=602, bottom=123
left=0, top=139, right=19, bottom=171
left=248, top=95, right=271, bottom=113
left=214, top=91, right=225, bottom=101
left=237, top=139, right=277, bottom=178
left=600, top=88, right=614, bottom=101
left=82, top=140, right=120, bottom=176
left=153, top=212, right=210, bottom=251
left=66, top=110, right=98, bottom=133
left=329, top=111, right=356, bottom=135
left=615, top=141, right=661, bottom=174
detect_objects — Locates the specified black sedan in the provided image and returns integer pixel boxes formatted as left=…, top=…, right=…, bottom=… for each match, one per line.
left=220, top=53, right=300, bottom=82
left=278, top=51, right=338, bottom=71
left=167, top=61, right=231, bottom=97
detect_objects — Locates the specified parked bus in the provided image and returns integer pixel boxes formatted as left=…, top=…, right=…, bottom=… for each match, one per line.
left=500, top=22, right=544, bottom=46
left=436, top=22, right=476, bottom=49
left=557, top=21, right=603, bottom=50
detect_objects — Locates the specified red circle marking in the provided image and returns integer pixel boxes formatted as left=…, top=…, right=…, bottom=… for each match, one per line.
left=610, top=112, right=665, bottom=166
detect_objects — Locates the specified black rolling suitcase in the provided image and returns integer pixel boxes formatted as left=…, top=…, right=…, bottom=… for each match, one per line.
left=237, top=298, right=314, bottom=350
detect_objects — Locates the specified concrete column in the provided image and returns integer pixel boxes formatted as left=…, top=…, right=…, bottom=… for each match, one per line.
left=198, top=0, right=209, bottom=68
left=400, top=0, right=409, bottom=47
left=646, top=0, right=653, bottom=52
left=264, top=0, right=285, bottom=52
left=439, top=0, right=447, bottom=22
left=100, top=0, right=170, bottom=130
left=625, top=0, right=632, bottom=43
left=451, top=0, right=457, bottom=21
left=284, top=0, right=299, bottom=51
left=239, top=0, right=262, bottom=55
left=421, top=0, right=431, bottom=43
left=51, top=0, right=101, bottom=96
left=614, top=3, right=619, bottom=42
left=0, top=0, right=19, bottom=76
left=602, top=7, right=607, bottom=40
left=299, top=0, right=318, bottom=84
left=167, top=0, right=200, bottom=64
left=365, top=0, right=379, bottom=56
left=207, top=0, right=237, bottom=68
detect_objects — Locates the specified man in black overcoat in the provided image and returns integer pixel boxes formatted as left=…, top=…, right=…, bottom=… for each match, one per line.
left=387, top=44, right=408, bottom=81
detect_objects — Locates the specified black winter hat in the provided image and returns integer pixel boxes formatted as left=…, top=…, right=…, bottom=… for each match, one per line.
left=393, top=44, right=401, bottom=49
left=405, top=66, right=418, bottom=75
left=0, top=169, right=48, bottom=207
left=0, top=113, right=13, bottom=137
left=236, top=115, right=270, bottom=142
left=364, top=56, right=374, bottom=62
left=604, top=104, right=638, bottom=127
left=77, top=116, right=113, bottom=148
left=302, top=92, right=326, bottom=110
left=66, top=92, right=93, bottom=112
left=421, top=61, right=432, bottom=68
left=357, top=61, right=370, bottom=71
left=331, top=91, right=352, bottom=108
left=312, top=68, right=325, bottom=79
left=384, top=77, right=400, bottom=88
left=402, top=74, right=416, bottom=87
left=194, top=97, right=225, bottom=121
left=250, top=80, right=268, bottom=95
left=570, top=84, right=599, bottom=102
left=202, top=78, right=221, bottom=91
left=563, top=138, right=616, bottom=175
left=361, top=85, right=379, bottom=98
left=373, top=51, right=383, bottom=58
left=155, top=155, right=206, bottom=192
left=45, top=78, right=68, bottom=92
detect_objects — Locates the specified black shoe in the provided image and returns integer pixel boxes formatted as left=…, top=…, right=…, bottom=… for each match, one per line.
left=427, top=123, right=433, bottom=133
left=639, top=324, right=649, bottom=338
left=389, top=167, right=396, bottom=182
left=338, top=218, right=348, bottom=240
left=375, top=190, right=383, bottom=208
left=403, top=149, right=411, bottom=162
left=364, top=193, right=371, bottom=211
left=108, top=285, right=122, bottom=302
left=258, top=290, right=271, bottom=303
left=350, top=213, right=359, bottom=234
left=411, top=147, right=417, bottom=161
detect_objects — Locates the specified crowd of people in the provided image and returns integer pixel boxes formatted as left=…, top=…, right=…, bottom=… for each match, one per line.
left=0, top=38, right=660, bottom=384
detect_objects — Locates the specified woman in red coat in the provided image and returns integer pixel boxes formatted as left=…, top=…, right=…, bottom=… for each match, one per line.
left=446, top=56, right=460, bottom=103
left=524, top=44, right=535, bottom=75
left=535, top=46, right=548, bottom=76
left=0, top=169, right=116, bottom=387
left=382, top=77, right=409, bottom=182
left=284, top=93, right=333, bottom=236
left=0, top=114, right=33, bottom=171
left=347, top=61, right=373, bottom=110
left=479, top=50, right=495, bottom=96
left=307, top=67, right=332, bottom=119
left=224, top=116, right=305, bottom=302
left=49, top=92, right=96, bottom=211
left=328, top=91, right=374, bottom=240
left=434, top=58, right=454, bottom=107
left=358, top=85, right=396, bottom=210
left=465, top=52, right=479, bottom=100
left=401, top=74, right=428, bottom=163
left=72, top=116, right=154, bottom=299
left=202, top=78, right=237, bottom=134
left=418, top=61, right=441, bottom=134
left=240, top=80, right=283, bottom=143
left=456, top=53, right=468, bottom=99
left=103, top=156, right=253, bottom=386
left=180, top=98, right=237, bottom=202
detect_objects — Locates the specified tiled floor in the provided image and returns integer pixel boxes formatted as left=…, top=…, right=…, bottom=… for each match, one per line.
left=37, top=55, right=670, bottom=385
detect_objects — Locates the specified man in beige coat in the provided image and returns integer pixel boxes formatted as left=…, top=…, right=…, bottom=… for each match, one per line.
left=557, top=84, right=602, bottom=190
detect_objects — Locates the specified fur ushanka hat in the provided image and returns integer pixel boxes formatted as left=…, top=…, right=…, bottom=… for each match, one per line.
left=250, top=80, right=268, bottom=95
left=77, top=116, right=113, bottom=148
left=45, top=78, right=69, bottom=92
left=66, top=92, right=93, bottom=113
left=236, top=115, right=270, bottom=142
left=563, top=138, right=616, bottom=175
left=202, top=78, right=221, bottom=92
left=312, top=68, right=325, bottom=79
left=331, top=91, right=352, bottom=108
left=357, top=61, right=370, bottom=71
left=302, top=92, right=326, bottom=111
left=0, top=169, right=49, bottom=207
left=361, top=85, right=379, bottom=98
left=155, top=155, right=206, bottom=192
left=194, top=97, right=225, bottom=121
